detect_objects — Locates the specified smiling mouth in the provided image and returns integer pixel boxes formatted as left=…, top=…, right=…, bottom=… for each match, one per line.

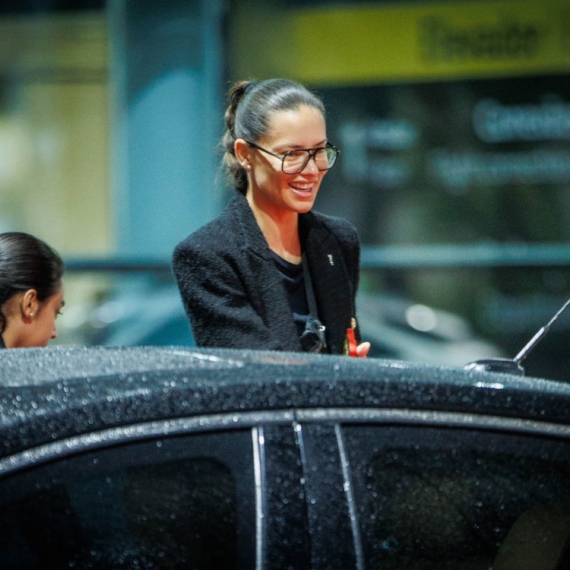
left=290, top=182, right=315, bottom=195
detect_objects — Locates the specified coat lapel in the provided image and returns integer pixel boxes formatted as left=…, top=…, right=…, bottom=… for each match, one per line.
left=232, top=193, right=302, bottom=351
left=302, top=220, right=354, bottom=354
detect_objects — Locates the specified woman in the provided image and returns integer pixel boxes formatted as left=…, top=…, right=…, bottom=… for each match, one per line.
left=0, top=232, right=65, bottom=349
left=173, top=78, right=369, bottom=356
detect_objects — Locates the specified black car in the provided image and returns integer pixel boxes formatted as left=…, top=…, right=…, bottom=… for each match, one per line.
left=1, top=347, right=570, bottom=569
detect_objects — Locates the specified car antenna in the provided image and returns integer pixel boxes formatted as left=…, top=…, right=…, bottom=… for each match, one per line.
left=464, top=298, right=570, bottom=375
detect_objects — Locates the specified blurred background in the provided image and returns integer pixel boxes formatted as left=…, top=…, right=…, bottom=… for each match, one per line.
left=1, top=0, right=569, bottom=380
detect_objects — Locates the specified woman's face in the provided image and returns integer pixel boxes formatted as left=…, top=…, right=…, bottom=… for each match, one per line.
left=29, top=287, right=64, bottom=347
left=246, top=104, right=328, bottom=215
left=11, top=287, right=65, bottom=348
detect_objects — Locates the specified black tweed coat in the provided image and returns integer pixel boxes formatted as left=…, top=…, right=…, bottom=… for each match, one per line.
left=172, top=191, right=362, bottom=354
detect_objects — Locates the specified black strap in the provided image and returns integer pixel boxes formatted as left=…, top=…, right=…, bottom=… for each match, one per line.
left=301, top=254, right=319, bottom=320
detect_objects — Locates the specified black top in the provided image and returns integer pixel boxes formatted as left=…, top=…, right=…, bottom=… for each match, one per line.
left=173, top=191, right=362, bottom=354
left=0, top=334, right=5, bottom=349
left=270, top=251, right=309, bottom=338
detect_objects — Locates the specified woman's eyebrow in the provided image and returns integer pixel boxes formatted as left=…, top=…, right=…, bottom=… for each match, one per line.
left=279, top=139, right=328, bottom=150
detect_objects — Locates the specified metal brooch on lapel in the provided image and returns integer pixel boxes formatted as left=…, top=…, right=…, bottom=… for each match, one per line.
left=327, top=254, right=334, bottom=266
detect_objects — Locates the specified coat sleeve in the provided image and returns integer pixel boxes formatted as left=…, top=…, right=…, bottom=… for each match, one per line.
left=172, top=240, right=287, bottom=351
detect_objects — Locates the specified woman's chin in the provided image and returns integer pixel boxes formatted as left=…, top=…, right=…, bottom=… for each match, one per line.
left=290, top=194, right=317, bottom=213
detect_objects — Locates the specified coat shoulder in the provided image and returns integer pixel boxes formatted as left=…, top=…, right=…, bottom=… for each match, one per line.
left=308, top=211, right=360, bottom=247
left=173, top=198, right=241, bottom=261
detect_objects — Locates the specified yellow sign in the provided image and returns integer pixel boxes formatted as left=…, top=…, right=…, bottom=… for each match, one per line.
left=231, top=0, right=570, bottom=84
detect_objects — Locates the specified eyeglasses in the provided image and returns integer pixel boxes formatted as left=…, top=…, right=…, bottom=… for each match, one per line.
left=245, top=141, right=340, bottom=174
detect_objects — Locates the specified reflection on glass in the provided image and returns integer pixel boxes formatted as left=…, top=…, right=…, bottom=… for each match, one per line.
left=345, top=426, right=570, bottom=569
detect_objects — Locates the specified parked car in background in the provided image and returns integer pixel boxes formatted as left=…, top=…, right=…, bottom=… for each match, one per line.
left=356, top=291, right=505, bottom=365
left=1, top=346, right=570, bottom=569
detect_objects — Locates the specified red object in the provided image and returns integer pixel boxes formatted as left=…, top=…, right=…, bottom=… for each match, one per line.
left=346, top=327, right=357, bottom=357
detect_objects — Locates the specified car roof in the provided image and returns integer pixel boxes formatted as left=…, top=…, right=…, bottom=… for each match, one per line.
left=1, top=346, right=570, bottom=459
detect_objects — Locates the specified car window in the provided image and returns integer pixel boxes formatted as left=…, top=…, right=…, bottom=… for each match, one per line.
left=343, top=424, right=570, bottom=570
left=0, top=430, right=255, bottom=570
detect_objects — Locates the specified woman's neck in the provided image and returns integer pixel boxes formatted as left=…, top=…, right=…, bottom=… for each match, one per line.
left=1, top=327, right=16, bottom=348
left=247, top=193, right=302, bottom=264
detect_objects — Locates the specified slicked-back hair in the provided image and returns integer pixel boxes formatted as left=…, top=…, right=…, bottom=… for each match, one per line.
left=0, top=232, right=63, bottom=333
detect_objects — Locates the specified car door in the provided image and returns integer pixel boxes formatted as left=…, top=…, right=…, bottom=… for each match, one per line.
left=302, top=409, right=570, bottom=570
left=0, top=415, right=320, bottom=570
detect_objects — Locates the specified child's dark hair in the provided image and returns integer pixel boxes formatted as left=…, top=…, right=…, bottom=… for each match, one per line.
left=221, top=78, right=325, bottom=194
left=0, top=232, right=64, bottom=333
